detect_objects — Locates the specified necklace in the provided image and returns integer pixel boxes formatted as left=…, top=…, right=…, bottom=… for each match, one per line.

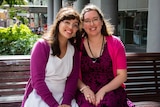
left=87, top=36, right=104, bottom=63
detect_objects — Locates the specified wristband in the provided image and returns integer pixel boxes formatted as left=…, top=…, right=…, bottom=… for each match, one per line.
left=80, top=85, right=89, bottom=93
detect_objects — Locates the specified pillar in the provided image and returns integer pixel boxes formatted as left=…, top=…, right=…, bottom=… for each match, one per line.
left=74, top=0, right=90, bottom=13
left=100, top=0, right=118, bottom=35
left=147, top=0, right=160, bottom=52
left=47, top=0, right=54, bottom=26
left=54, top=0, right=62, bottom=20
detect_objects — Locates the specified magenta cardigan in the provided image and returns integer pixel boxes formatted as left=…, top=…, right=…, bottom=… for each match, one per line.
left=106, top=36, right=127, bottom=88
left=79, top=36, right=127, bottom=87
left=21, top=39, right=80, bottom=107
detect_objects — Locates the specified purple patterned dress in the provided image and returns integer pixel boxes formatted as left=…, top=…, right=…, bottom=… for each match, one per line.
left=76, top=43, right=129, bottom=107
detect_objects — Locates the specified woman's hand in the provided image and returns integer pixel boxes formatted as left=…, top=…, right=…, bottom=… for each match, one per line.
left=82, top=86, right=96, bottom=105
left=95, top=88, right=106, bottom=106
left=58, top=104, right=71, bottom=107
left=78, top=79, right=96, bottom=105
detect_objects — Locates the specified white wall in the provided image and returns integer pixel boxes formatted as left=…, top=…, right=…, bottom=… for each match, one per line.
left=119, top=0, right=148, bottom=11
left=90, top=0, right=101, bottom=8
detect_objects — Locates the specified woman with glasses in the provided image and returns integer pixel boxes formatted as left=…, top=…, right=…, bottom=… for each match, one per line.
left=76, top=4, right=135, bottom=107
left=21, top=7, right=81, bottom=107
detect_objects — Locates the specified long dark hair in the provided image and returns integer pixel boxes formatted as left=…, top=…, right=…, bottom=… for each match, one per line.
left=42, top=7, right=81, bottom=56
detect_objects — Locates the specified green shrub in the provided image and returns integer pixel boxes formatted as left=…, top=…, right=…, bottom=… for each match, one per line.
left=0, top=24, right=40, bottom=55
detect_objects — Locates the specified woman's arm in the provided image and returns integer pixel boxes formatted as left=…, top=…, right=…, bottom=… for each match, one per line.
left=31, top=39, right=59, bottom=107
left=62, top=49, right=80, bottom=105
left=78, top=79, right=96, bottom=105
left=95, top=69, right=127, bottom=106
left=97, top=69, right=127, bottom=94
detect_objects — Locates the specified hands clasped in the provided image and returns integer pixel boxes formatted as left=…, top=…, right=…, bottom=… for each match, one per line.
left=81, top=86, right=106, bottom=106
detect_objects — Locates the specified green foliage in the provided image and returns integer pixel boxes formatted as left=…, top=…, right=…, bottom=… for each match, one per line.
left=9, top=8, right=16, bottom=19
left=8, top=8, right=29, bottom=24
left=18, top=16, right=29, bottom=24
left=0, top=24, right=40, bottom=55
left=5, top=0, right=26, bottom=7
left=0, top=0, right=27, bottom=7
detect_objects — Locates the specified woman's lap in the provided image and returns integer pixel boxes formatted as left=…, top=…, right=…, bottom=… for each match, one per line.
left=76, top=87, right=129, bottom=107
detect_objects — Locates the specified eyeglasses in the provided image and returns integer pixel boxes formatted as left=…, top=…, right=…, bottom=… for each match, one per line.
left=83, top=17, right=100, bottom=24
left=62, top=20, right=79, bottom=29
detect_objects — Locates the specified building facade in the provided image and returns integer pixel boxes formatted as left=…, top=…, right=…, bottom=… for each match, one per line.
left=1, top=0, right=159, bottom=52
left=46, top=0, right=160, bottom=52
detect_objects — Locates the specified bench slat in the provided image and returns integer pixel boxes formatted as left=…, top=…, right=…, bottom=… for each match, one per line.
left=0, top=83, right=27, bottom=89
left=128, top=95, right=160, bottom=102
left=0, top=90, right=25, bottom=96
left=126, top=53, right=160, bottom=102
left=0, top=66, right=30, bottom=72
left=127, top=78, right=160, bottom=82
left=126, top=83, right=160, bottom=88
left=0, top=55, right=30, bottom=106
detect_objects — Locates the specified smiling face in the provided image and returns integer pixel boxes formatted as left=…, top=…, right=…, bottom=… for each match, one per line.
left=51, top=7, right=80, bottom=42
left=59, top=19, right=79, bottom=39
left=82, top=10, right=103, bottom=37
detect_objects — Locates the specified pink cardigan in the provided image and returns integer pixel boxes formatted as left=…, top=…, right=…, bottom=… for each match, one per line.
left=106, top=35, right=127, bottom=88
left=21, top=39, right=80, bottom=107
left=79, top=35, right=127, bottom=87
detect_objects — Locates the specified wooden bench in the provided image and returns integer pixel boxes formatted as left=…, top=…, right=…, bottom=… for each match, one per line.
left=0, top=55, right=30, bottom=107
left=0, top=53, right=160, bottom=107
left=125, top=53, right=160, bottom=106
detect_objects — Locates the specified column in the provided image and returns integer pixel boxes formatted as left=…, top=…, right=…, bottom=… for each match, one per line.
left=74, top=0, right=90, bottom=13
left=147, top=0, right=160, bottom=52
left=100, top=0, right=118, bottom=35
left=54, top=0, right=62, bottom=20
left=47, top=0, right=54, bottom=26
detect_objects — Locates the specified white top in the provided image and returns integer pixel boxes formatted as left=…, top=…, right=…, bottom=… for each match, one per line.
left=24, top=42, right=78, bottom=107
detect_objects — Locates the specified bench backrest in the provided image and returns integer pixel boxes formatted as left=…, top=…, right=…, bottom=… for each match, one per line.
left=0, top=56, right=30, bottom=98
left=0, top=53, right=160, bottom=104
left=125, top=53, right=160, bottom=102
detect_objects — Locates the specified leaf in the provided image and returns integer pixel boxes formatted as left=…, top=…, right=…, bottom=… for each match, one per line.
left=0, top=24, right=40, bottom=55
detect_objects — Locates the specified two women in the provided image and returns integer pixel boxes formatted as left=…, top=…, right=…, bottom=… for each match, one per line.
left=22, top=4, right=134, bottom=107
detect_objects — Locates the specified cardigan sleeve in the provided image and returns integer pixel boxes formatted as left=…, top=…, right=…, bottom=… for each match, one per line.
left=62, top=48, right=80, bottom=105
left=30, top=39, right=59, bottom=107
left=107, top=36, right=127, bottom=88
left=107, top=36, right=127, bottom=73
left=114, top=37, right=127, bottom=69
